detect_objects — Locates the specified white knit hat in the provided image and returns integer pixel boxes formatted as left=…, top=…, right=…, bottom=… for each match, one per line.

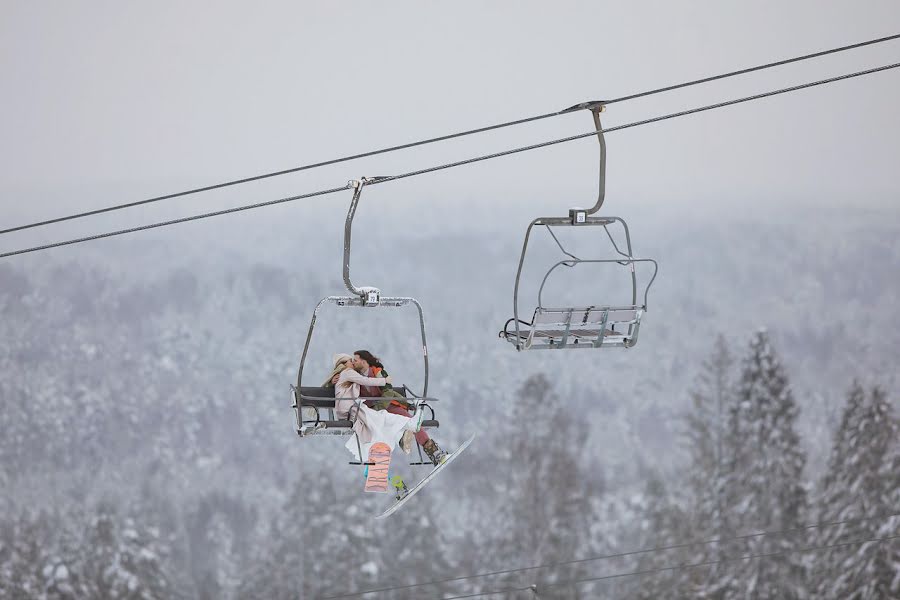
left=323, top=353, right=354, bottom=387
left=332, top=353, right=353, bottom=367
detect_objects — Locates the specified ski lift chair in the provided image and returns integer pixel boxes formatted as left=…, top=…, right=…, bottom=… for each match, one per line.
left=498, top=101, right=659, bottom=351
left=292, top=178, right=442, bottom=467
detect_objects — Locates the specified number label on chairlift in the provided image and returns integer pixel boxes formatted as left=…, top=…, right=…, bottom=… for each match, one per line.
left=569, top=209, right=587, bottom=224
left=366, top=291, right=380, bottom=306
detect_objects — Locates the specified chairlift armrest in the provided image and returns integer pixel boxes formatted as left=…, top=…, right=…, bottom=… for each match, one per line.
left=502, top=317, right=533, bottom=337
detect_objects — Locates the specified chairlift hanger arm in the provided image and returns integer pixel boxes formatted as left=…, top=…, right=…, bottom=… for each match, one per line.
left=588, top=105, right=607, bottom=215
left=558, top=103, right=608, bottom=216
left=342, top=176, right=393, bottom=301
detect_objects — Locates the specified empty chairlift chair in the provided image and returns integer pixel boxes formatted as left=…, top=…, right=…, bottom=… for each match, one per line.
left=498, top=101, right=659, bottom=351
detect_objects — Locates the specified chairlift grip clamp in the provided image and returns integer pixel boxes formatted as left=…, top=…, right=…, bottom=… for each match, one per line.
left=358, top=286, right=381, bottom=307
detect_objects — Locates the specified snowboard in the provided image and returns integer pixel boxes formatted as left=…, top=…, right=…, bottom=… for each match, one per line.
left=364, top=442, right=392, bottom=493
left=376, top=434, right=476, bottom=519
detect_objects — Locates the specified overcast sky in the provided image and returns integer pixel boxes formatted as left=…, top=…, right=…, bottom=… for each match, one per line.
left=1, top=1, right=899, bottom=257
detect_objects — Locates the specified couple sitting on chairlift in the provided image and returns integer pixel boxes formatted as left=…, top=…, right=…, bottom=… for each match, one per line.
left=324, top=350, right=449, bottom=467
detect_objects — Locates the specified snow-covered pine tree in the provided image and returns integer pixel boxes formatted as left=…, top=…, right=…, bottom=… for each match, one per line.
left=77, top=502, right=173, bottom=600
left=237, top=462, right=353, bottom=599
left=716, top=330, right=808, bottom=599
left=628, top=474, right=694, bottom=600
left=185, top=492, right=255, bottom=600
left=816, top=383, right=900, bottom=599
left=680, top=334, right=735, bottom=597
left=0, top=509, right=60, bottom=599
left=684, top=335, right=733, bottom=528
left=485, top=373, right=594, bottom=600
left=367, top=494, right=454, bottom=600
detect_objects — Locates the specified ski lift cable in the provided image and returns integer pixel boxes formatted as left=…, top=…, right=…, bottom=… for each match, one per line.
left=362, top=61, right=900, bottom=189
left=603, top=32, right=900, bottom=105
left=2, top=33, right=897, bottom=238
left=0, top=184, right=351, bottom=259
left=440, top=532, right=900, bottom=600
left=0, top=110, right=559, bottom=237
left=321, top=511, right=900, bottom=599
left=2, top=60, right=899, bottom=260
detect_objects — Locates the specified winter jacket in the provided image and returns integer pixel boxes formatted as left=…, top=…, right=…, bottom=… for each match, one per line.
left=361, top=367, right=410, bottom=411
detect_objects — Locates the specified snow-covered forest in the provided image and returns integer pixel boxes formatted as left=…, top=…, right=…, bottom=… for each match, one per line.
left=1, top=203, right=897, bottom=598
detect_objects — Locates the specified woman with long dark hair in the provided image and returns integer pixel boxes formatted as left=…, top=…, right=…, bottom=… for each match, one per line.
left=328, top=353, right=423, bottom=463
left=352, top=349, right=449, bottom=466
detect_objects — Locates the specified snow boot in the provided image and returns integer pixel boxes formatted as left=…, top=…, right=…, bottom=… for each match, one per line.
left=390, top=475, right=409, bottom=500
left=423, top=439, right=449, bottom=466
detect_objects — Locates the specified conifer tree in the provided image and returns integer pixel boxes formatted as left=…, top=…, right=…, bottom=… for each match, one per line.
left=684, top=335, right=734, bottom=534
left=630, top=474, right=694, bottom=600
left=372, top=495, right=453, bottom=599
left=0, top=510, right=58, bottom=599
left=238, top=463, right=362, bottom=599
left=817, top=383, right=899, bottom=599
left=681, top=334, right=734, bottom=597
left=716, top=330, right=808, bottom=599
left=77, top=503, right=173, bottom=600
left=487, top=373, right=594, bottom=599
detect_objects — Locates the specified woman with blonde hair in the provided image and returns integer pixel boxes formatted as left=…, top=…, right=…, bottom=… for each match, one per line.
left=326, top=353, right=423, bottom=462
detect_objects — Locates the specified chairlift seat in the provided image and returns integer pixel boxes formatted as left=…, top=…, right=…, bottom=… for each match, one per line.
left=292, top=385, right=439, bottom=436
left=501, top=305, right=643, bottom=350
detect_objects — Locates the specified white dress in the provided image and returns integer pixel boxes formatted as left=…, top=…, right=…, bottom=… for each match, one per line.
left=334, top=368, right=412, bottom=461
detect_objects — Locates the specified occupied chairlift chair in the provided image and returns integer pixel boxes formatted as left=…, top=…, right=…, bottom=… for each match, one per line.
left=291, top=178, right=439, bottom=466
left=500, top=101, right=659, bottom=350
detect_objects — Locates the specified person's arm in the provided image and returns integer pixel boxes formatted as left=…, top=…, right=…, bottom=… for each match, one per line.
left=342, top=369, right=392, bottom=387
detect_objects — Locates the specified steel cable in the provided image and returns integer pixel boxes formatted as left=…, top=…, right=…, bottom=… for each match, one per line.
left=0, top=185, right=349, bottom=258
left=365, top=62, right=900, bottom=189
left=604, top=32, right=900, bottom=105
left=2, top=61, right=899, bottom=259
left=321, top=511, right=899, bottom=599
left=440, top=532, right=900, bottom=600
left=2, top=33, right=898, bottom=237
left=0, top=113, right=560, bottom=237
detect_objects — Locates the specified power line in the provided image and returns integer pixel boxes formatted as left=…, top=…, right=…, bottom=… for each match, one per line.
left=2, top=33, right=898, bottom=237
left=2, top=60, right=898, bottom=260
left=321, top=512, right=899, bottom=599
left=440, top=533, right=900, bottom=600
